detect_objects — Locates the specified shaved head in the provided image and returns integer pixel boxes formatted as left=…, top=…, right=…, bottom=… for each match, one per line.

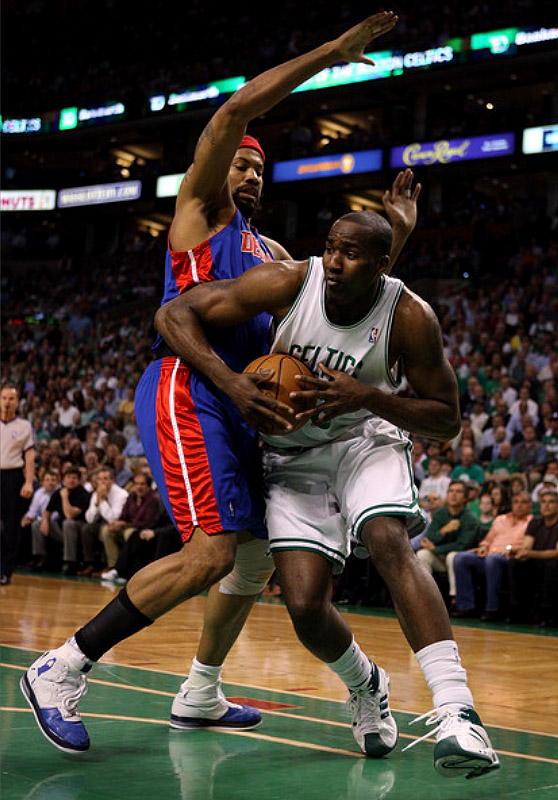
left=333, top=211, right=392, bottom=259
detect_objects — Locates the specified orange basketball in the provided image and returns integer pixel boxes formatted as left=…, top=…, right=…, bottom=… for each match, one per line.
left=243, top=353, right=316, bottom=435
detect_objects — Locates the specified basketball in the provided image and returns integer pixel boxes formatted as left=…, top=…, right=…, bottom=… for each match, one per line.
left=243, top=353, right=316, bottom=435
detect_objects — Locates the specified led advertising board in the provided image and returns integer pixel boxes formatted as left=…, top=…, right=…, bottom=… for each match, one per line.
left=272, top=150, right=383, bottom=182
left=390, top=133, right=515, bottom=168
left=1, top=190, right=56, bottom=211
left=522, top=124, right=558, bottom=154
left=57, top=181, right=142, bottom=207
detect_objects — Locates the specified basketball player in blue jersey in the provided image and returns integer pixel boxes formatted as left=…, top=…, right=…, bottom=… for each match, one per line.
left=152, top=210, right=500, bottom=779
left=21, top=11, right=419, bottom=755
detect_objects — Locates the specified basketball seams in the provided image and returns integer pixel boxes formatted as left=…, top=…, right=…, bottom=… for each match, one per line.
left=243, top=353, right=314, bottom=434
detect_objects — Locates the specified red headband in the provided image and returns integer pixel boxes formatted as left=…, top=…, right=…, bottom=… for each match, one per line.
left=239, top=135, right=265, bottom=163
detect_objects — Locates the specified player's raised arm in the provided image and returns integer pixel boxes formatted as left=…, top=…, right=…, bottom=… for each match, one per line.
left=383, top=168, right=421, bottom=272
left=172, top=11, right=398, bottom=247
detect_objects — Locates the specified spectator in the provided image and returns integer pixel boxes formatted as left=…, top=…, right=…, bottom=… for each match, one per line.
left=416, top=480, right=481, bottom=607
left=31, top=465, right=91, bottom=574
left=478, top=413, right=504, bottom=449
left=22, top=470, right=60, bottom=567
left=98, top=471, right=160, bottom=573
left=531, top=470, right=558, bottom=509
left=122, top=427, right=145, bottom=458
left=509, top=386, right=539, bottom=421
left=114, top=453, right=133, bottom=489
left=452, top=491, right=533, bottom=621
left=101, top=506, right=181, bottom=584
left=489, top=482, right=511, bottom=515
left=118, top=387, right=136, bottom=423
left=541, top=412, right=558, bottom=461
left=55, top=396, right=80, bottom=432
left=450, top=445, right=485, bottom=486
left=513, top=424, right=547, bottom=488
left=480, top=424, right=508, bottom=465
left=471, top=492, right=496, bottom=538
left=484, top=441, right=520, bottom=485
left=418, top=455, right=451, bottom=504
left=79, top=467, right=128, bottom=575
left=507, top=411, right=537, bottom=446
left=506, top=488, right=558, bottom=625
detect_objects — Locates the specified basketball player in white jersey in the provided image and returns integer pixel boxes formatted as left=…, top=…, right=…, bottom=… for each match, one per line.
left=155, top=210, right=500, bottom=780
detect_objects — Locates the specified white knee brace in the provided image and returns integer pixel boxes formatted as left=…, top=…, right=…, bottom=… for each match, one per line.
left=219, top=538, right=274, bottom=596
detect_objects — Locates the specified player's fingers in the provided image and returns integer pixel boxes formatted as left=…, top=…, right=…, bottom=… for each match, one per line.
left=253, top=393, right=295, bottom=416
left=293, top=373, right=328, bottom=389
left=247, top=369, right=275, bottom=383
left=412, top=183, right=422, bottom=200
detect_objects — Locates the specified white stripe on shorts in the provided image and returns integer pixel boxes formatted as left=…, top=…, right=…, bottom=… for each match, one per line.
left=168, top=357, right=198, bottom=526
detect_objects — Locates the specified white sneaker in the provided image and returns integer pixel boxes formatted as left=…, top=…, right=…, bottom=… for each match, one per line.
left=348, top=664, right=398, bottom=757
left=20, top=642, right=91, bottom=753
left=403, top=704, right=500, bottom=779
left=100, top=568, right=126, bottom=584
left=170, top=676, right=261, bottom=731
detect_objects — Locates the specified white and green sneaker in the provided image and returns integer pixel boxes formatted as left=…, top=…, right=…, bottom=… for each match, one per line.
left=403, top=705, right=500, bottom=779
left=348, top=664, right=398, bottom=757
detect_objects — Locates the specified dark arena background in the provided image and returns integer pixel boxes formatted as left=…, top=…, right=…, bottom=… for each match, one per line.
left=1, top=2, right=557, bottom=799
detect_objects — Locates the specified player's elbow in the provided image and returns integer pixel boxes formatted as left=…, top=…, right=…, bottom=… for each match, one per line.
left=154, top=300, right=184, bottom=341
left=442, top=406, right=461, bottom=440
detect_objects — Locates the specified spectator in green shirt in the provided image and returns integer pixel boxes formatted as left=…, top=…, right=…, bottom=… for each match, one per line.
left=542, top=412, right=558, bottom=460
left=451, top=445, right=485, bottom=485
left=484, top=441, right=520, bottom=485
left=416, top=480, right=481, bottom=604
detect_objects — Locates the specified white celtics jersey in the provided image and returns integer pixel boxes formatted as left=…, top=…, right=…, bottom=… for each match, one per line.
left=263, top=256, right=405, bottom=449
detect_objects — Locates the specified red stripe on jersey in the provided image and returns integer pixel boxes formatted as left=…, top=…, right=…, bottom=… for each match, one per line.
left=155, top=358, right=221, bottom=541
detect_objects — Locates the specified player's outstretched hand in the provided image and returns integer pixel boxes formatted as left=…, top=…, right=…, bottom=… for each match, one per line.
left=383, top=168, right=421, bottom=233
left=229, top=370, right=295, bottom=433
left=332, top=11, right=398, bottom=66
left=290, top=363, right=372, bottom=426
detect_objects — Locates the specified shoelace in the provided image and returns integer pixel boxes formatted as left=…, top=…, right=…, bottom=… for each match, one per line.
left=346, top=687, right=381, bottom=732
left=58, top=672, right=88, bottom=719
left=401, top=707, right=458, bottom=752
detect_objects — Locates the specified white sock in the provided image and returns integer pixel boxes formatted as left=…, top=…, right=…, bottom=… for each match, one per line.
left=415, top=639, right=474, bottom=709
left=328, top=638, right=372, bottom=693
left=64, top=637, right=92, bottom=670
left=186, top=657, right=223, bottom=690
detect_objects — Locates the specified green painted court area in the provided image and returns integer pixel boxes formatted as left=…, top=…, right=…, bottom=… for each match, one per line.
left=1, top=645, right=557, bottom=800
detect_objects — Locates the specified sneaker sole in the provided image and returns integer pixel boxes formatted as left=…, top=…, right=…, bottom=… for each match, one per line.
left=435, top=753, right=500, bottom=779
left=169, top=714, right=262, bottom=732
left=20, top=674, right=90, bottom=754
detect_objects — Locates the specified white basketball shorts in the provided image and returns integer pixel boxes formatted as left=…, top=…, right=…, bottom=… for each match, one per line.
left=263, top=419, right=423, bottom=573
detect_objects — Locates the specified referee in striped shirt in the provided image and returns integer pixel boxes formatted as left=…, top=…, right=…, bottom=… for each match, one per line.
left=1, top=383, right=35, bottom=584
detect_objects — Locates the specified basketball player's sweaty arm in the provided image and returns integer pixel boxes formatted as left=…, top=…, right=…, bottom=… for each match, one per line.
left=291, top=289, right=461, bottom=441
left=170, top=11, right=398, bottom=253
left=155, top=260, right=307, bottom=431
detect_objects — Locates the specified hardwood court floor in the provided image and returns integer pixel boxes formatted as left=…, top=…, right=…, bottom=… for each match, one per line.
left=1, top=574, right=557, bottom=800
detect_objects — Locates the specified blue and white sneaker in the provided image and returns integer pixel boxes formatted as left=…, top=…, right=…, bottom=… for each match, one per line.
left=403, top=705, right=500, bottom=779
left=348, top=664, right=398, bottom=757
left=20, top=642, right=91, bottom=753
left=170, top=676, right=262, bottom=731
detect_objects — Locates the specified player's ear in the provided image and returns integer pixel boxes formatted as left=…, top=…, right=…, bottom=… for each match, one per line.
left=377, top=254, right=390, bottom=274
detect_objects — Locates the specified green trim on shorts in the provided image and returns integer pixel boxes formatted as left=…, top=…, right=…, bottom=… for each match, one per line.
left=269, top=539, right=346, bottom=569
left=384, top=280, right=404, bottom=388
left=352, top=502, right=422, bottom=541
left=401, top=435, right=419, bottom=505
